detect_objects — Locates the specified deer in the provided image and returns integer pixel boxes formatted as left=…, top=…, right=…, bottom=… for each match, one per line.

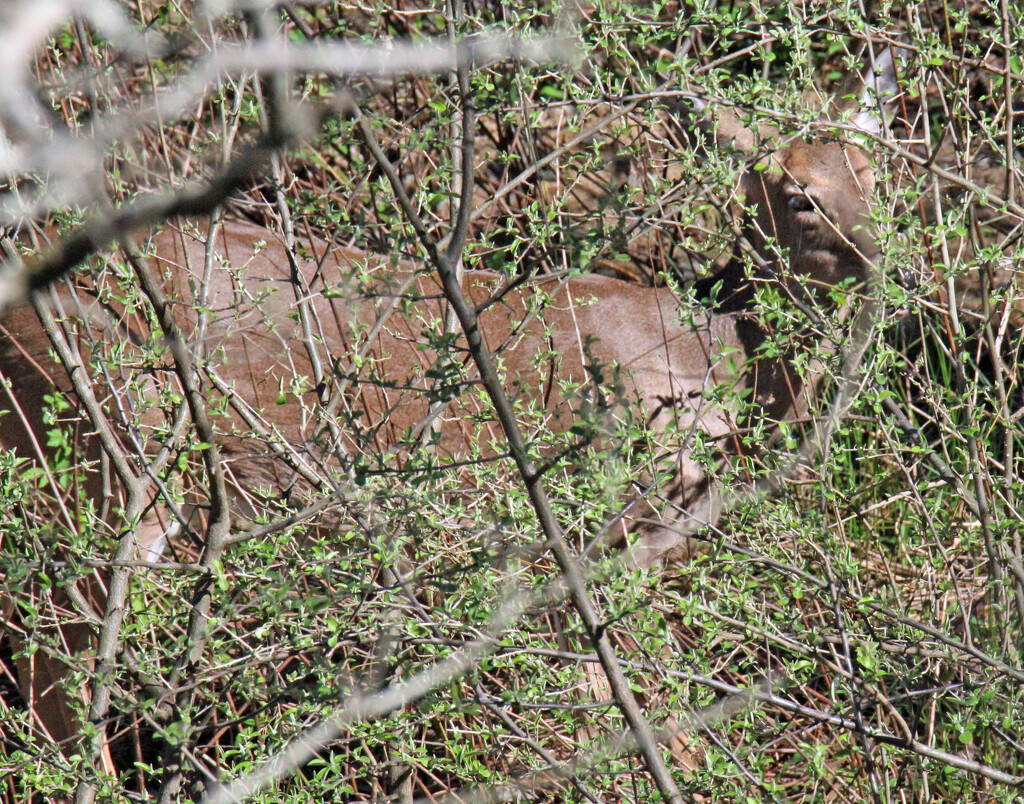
left=0, top=54, right=890, bottom=772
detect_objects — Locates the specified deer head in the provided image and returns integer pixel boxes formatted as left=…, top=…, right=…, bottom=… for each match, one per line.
left=743, top=139, right=877, bottom=288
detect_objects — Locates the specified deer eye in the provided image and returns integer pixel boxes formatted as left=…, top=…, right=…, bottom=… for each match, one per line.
left=787, top=193, right=816, bottom=212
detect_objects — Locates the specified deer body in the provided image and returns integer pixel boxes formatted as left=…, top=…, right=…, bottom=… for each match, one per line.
left=0, top=89, right=881, bottom=757
left=4, top=221, right=755, bottom=541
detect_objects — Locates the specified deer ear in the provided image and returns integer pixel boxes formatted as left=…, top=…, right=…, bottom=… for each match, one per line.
left=666, top=85, right=777, bottom=158
left=667, top=97, right=764, bottom=161
left=831, top=47, right=902, bottom=136
left=700, top=106, right=781, bottom=157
